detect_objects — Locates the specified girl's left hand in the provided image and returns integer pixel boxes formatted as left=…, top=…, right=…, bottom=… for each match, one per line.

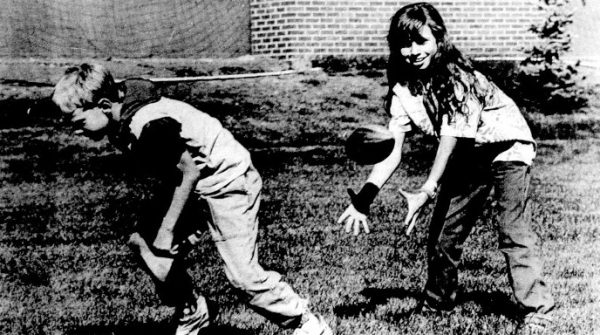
left=398, top=188, right=430, bottom=235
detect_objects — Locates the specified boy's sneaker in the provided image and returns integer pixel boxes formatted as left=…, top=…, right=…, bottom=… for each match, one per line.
left=413, top=299, right=439, bottom=315
left=293, top=313, right=333, bottom=335
left=175, top=296, right=213, bottom=335
left=411, top=298, right=453, bottom=316
left=514, top=312, right=552, bottom=335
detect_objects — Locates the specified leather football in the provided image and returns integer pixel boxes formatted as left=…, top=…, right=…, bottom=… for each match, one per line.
left=345, top=124, right=395, bottom=165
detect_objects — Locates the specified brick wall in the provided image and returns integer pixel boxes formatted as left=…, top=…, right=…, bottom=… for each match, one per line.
left=250, top=0, right=545, bottom=60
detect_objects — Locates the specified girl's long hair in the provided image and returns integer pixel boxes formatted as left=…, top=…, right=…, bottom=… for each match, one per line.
left=386, top=2, right=490, bottom=125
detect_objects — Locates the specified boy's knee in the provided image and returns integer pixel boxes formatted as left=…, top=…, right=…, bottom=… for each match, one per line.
left=226, top=272, right=260, bottom=291
left=226, top=268, right=282, bottom=293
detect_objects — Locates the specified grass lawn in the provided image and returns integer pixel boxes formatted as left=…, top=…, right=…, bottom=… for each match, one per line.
left=1, top=70, right=599, bottom=335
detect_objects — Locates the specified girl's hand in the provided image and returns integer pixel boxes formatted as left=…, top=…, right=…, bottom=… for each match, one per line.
left=338, top=204, right=370, bottom=236
left=398, top=188, right=430, bottom=235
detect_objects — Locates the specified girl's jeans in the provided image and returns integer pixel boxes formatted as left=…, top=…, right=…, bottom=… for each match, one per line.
left=136, top=166, right=307, bottom=328
left=424, top=157, right=555, bottom=316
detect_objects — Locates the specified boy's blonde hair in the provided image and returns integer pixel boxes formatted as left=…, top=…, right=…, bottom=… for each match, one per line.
left=52, top=63, right=119, bottom=114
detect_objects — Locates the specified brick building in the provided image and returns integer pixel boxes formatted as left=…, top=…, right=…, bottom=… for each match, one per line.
left=0, top=0, right=597, bottom=64
left=250, top=0, right=547, bottom=60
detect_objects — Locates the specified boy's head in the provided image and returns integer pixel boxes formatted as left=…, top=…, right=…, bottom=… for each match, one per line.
left=52, top=63, right=122, bottom=138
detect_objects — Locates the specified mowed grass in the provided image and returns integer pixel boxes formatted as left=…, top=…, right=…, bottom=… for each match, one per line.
left=1, top=72, right=599, bottom=335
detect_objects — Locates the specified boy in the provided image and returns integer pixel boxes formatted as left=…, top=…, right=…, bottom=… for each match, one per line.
left=52, top=63, right=332, bottom=335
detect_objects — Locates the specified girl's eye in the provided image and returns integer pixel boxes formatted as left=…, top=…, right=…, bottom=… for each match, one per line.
left=413, top=37, right=427, bottom=45
left=398, top=37, right=427, bottom=49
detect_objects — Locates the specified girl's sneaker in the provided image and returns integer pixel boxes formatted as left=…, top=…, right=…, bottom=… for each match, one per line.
left=293, top=313, right=333, bottom=335
left=175, top=296, right=212, bottom=335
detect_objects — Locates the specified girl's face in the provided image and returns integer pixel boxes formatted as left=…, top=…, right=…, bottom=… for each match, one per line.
left=399, top=25, right=438, bottom=70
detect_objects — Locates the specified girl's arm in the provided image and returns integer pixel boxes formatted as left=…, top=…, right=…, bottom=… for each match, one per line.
left=366, top=131, right=406, bottom=187
left=422, top=135, right=457, bottom=194
left=338, top=130, right=406, bottom=235
left=400, top=135, right=457, bottom=235
left=153, top=150, right=200, bottom=251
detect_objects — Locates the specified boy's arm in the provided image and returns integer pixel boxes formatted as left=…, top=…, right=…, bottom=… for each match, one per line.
left=130, top=117, right=197, bottom=253
left=153, top=150, right=200, bottom=252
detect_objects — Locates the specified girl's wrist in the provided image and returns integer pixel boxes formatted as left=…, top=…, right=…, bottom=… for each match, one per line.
left=348, top=182, right=380, bottom=215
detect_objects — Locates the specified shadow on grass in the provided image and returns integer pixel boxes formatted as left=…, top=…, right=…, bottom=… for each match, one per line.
left=0, top=96, right=61, bottom=129
left=459, top=290, right=519, bottom=319
left=2, top=141, right=131, bottom=184
left=68, top=323, right=256, bottom=335
left=333, top=287, right=420, bottom=318
left=335, top=287, right=519, bottom=321
left=67, top=322, right=172, bottom=335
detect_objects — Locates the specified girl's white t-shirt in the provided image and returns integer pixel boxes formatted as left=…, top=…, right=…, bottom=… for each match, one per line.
left=388, top=71, right=536, bottom=165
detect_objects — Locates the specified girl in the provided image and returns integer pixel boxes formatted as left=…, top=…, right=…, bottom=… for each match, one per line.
left=337, top=2, right=554, bottom=334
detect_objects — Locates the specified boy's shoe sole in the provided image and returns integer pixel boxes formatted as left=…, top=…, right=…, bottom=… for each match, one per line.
left=514, top=312, right=552, bottom=335
left=293, top=314, right=333, bottom=335
left=175, top=296, right=218, bottom=335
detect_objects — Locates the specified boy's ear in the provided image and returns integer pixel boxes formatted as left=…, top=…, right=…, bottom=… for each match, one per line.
left=97, top=98, right=113, bottom=109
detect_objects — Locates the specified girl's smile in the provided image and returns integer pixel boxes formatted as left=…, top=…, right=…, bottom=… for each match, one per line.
left=400, top=25, right=438, bottom=70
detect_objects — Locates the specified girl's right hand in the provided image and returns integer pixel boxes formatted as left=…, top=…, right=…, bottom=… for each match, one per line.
left=338, top=204, right=370, bottom=235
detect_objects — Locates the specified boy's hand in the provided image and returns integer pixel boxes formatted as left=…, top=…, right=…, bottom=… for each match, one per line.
left=153, top=226, right=175, bottom=254
left=338, top=204, right=370, bottom=235
left=129, top=232, right=174, bottom=282
left=398, top=188, right=430, bottom=235
left=171, top=229, right=203, bottom=255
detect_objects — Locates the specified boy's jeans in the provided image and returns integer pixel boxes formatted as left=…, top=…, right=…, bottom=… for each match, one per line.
left=137, top=166, right=307, bottom=328
left=424, top=159, right=555, bottom=315
left=204, top=166, right=307, bottom=327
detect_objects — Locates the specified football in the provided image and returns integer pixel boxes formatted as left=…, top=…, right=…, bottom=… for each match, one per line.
left=345, top=124, right=395, bottom=165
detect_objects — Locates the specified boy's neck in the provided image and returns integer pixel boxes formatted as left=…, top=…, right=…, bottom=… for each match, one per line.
left=109, top=102, right=123, bottom=121
left=108, top=87, right=125, bottom=121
